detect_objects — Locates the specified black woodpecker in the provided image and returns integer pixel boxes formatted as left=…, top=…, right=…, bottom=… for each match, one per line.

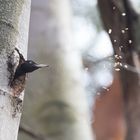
left=14, top=60, right=49, bottom=79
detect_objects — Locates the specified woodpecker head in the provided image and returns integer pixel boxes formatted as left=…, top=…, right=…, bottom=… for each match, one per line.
left=14, top=60, right=49, bottom=79
left=21, top=60, right=48, bottom=73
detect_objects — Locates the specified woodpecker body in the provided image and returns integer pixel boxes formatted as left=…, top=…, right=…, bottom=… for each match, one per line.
left=14, top=60, right=48, bottom=79
left=11, top=60, right=48, bottom=96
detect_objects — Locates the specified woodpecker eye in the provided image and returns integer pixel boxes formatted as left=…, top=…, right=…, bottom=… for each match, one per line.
left=26, top=60, right=37, bottom=66
left=28, top=61, right=34, bottom=64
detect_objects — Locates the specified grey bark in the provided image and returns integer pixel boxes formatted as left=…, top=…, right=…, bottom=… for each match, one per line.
left=0, top=0, right=31, bottom=140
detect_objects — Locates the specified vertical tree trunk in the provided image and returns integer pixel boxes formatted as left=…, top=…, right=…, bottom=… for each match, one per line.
left=98, top=0, right=140, bottom=140
left=93, top=72, right=126, bottom=140
left=0, top=0, right=31, bottom=140
left=21, top=0, right=93, bottom=140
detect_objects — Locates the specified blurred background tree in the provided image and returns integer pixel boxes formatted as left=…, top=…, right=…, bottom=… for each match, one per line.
left=18, top=0, right=140, bottom=140
left=19, top=0, right=93, bottom=140
left=98, top=0, right=140, bottom=140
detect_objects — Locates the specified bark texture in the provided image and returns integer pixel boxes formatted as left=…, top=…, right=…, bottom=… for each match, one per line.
left=0, top=0, right=31, bottom=140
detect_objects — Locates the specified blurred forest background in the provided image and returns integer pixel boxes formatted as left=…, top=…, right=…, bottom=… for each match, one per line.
left=18, top=0, right=140, bottom=140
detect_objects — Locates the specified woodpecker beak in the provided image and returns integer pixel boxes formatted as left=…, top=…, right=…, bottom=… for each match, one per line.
left=35, top=64, right=49, bottom=68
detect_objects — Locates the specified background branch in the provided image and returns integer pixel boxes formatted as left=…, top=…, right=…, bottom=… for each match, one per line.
left=19, top=124, right=46, bottom=140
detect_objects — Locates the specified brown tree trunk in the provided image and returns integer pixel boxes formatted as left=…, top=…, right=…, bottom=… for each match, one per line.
left=98, top=0, right=140, bottom=140
left=93, top=72, right=126, bottom=140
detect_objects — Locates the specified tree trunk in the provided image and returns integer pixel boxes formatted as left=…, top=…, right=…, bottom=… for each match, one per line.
left=19, top=0, right=93, bottom=140
left=98, top=0, right=140, bottom=140
left=0, top=0, right=31, bottom=140
left=93, top=72, right=126, bottom=140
